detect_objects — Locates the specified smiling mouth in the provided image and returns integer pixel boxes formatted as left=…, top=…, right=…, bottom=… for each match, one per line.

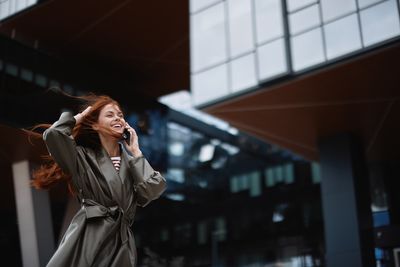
left=111, top=124, right=122, bottom=129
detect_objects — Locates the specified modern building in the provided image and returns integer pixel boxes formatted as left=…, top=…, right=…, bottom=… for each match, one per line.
left=0, top=0, right=399, bottom=267
left=189, top=0, right=400, bottom=266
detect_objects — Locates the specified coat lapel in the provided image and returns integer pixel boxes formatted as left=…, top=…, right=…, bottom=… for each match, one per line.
left=119, top=148, right=132, bottom=209
left=119, top=149, right=129, bottom=185
left=96, top=147, right=123, bottom=204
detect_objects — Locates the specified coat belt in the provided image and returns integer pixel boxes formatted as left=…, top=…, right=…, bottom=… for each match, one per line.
left=81, top=198, right=132, bottom=244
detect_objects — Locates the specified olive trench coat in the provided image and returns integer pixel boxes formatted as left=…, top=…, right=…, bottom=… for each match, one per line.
left=43, top=112, right=167, bottom=267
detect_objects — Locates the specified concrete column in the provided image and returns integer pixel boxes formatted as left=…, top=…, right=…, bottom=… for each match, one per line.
left=12, top=160, right=55, bottom=267
left=319, top=134, right=374, bottom=267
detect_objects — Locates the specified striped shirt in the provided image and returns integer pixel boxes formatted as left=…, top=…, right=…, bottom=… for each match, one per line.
left=110, top=156, right=121, bottom=172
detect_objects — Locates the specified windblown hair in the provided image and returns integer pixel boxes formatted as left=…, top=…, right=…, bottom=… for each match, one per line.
left=31, top=93, right=123, bottom=192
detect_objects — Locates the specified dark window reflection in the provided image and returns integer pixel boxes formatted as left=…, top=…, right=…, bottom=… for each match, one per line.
left=133, top=115, right=325, bottom=267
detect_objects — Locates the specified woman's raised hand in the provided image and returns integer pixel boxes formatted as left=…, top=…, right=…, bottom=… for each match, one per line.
left=124, top=123, right=143, bottom=158
left=74, top=106, right=92, bottom=124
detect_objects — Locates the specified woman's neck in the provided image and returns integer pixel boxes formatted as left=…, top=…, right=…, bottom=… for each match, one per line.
left=98, top=134, right=120, bottom=157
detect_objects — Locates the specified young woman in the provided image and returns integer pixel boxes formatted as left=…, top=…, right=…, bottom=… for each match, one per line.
left=32, top=94, right=166, bottom=267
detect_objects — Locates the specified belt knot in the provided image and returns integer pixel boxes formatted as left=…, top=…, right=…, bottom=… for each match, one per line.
left=81, top=198, right=132, bottom=244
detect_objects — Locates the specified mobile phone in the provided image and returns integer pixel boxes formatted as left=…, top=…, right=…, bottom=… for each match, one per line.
left=122, top=128, right=131, bottom=145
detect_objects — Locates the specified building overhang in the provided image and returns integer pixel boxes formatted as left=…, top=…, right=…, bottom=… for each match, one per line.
left=204, top=42, right=400, bottom=161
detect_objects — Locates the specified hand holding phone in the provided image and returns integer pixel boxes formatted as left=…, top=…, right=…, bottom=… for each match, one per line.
left=122, top=128, right=131, bottom=145
left=123, top=124, right=142, bottom=157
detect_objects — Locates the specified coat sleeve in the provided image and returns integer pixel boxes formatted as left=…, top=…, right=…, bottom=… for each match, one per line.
left=127, top=155, right=167, bottom=207
left=43, top=112, right=79, bottom=177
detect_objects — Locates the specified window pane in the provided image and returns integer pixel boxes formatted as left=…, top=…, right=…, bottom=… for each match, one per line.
left=321, top=0, right=357, bottom=22
left=284, top=164, right=294, bottom=184
left=358, top=0, right=382, bottom=9
left=227, top=0, right=254, bottom=57
left=360, top=0, right=400, bottom=47
left=291, top=27, right=325, bottom=71
left=324, top=14, right=362, bottom=59
left=311, top=162, right=321, bottom=183
left=230, top=53, right=257, bottom=92
left=9, top=0, right=16, bottom=14
left=35, top=74, right=47, bottom=87
left=20, top=68, right=34, bottom=82
left=6, top=63, right=18, bottom=76
left=289, top=4, right=321, bottom=35
left=191, top=63, right=229, bottom=105
left=254, top=0, right=284, bottom=44
left=16, top=0, right=27, bottom=12
left=286, top=0, right=317, bottom=13
left=0, top=1, right=10, bottom=20
left=238, top=175, right=248, bottom=190
left=257, top=38, right=287, bottom=80
left=274, top=166, right=284, bottom=182
left=1, top=0, right=37, bottom=19
left=190, top=0, right=221, bottom=13
left=265, top=168, right=275, bottom=187
left=249, top=172, right=262, bottom=197
left=230, top=176, right=239, bottom=192
left=27, top=0, right=38, bottom=6
left=215, top=217, right=227, bottom=240
left=190, top=3, right=228, bottom=72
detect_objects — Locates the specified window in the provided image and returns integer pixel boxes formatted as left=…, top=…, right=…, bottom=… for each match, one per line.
left=190, top=0, right=222, bottom=13
left=257, top=38, right=287, bottom=80
left=289, top=4, right=321, bottom=35
left=324, top=14, right=362, bottom=59
left=249, top=171, right=262, bottom=197
left=5, top=63, right=18, bottom=76
left=35, top=74, right=48, bottom=87
left=286, top=0, right=317, bottom=13
left=291, top=27, right=325, bottom=71
left=191, top=63, right=229, bottom=105
left=230, top=53, right=257, bottom=92
left=360, top=0, right=400, bottom=47
left=311, top=162, right=321, bottom=184
left=190, top=2, right=228, bottom=72
left=227, top=0, right=254, bottom=57
left=254, top=0, right=284, bottom=44
left=358, top=0, right=383, bottom=9
left=20, top=68, right=34, bottom=82
left=265, top=163, right=295, bottom=187
left=320, top=0, right=357, bottom=22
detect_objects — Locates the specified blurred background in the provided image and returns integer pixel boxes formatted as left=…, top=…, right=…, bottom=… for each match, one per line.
left=0, top=0, right=399, bottom=266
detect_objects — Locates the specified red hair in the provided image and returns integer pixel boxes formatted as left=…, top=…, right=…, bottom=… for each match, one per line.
left=31, top=93, right=123, bottom=192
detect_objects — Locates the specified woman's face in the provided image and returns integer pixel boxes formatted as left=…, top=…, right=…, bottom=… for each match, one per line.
left=94, top=103, right=126, bottom=135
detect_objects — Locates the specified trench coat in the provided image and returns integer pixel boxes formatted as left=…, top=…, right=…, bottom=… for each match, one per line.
left=43, top=112, right=167, bottom=267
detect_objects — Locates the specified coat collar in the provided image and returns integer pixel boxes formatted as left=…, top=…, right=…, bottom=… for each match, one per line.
left=96, top=145, right=126, bottom=205
left=119, top=144, right=130, bottom=185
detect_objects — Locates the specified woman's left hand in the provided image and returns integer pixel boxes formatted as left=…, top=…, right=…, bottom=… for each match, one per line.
left=124, top=123, right=143, bottom=158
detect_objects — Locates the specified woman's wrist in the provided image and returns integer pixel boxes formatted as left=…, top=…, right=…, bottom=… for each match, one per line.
left=74, top=106, right=92, bottom=124
left=131, top=148, right=143, bottom=158
left=73, top=114, right=82, bottom=124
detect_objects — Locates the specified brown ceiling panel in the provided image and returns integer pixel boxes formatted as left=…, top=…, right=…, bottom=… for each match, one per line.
left=205, top=43, right=400, bottom=161
left=0, top=0, right=189, bottom=98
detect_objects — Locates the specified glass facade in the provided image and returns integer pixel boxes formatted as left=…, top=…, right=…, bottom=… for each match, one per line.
left=134, top=119, right=324, bottom=266
left=190, top=0, right=400, bottom=105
